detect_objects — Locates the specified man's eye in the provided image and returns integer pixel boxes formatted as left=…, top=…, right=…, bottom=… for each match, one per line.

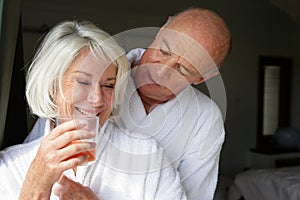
left=160, top=49, right=171, bottom=56
left=177, top=65, right=191, bottom=76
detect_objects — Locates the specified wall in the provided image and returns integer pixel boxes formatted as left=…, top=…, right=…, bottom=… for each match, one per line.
left=217, top=2, right=297, bottom=176
left=291, top=25, right=300, bottom=129
left=22, top=31, right=43, bottom=131
left=21, top=0, right=300, bottom=178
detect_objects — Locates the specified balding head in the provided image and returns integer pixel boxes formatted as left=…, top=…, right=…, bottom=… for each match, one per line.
left=134, top=8, right=231, bottom=110
left=166, top=8, right=231, bottom=66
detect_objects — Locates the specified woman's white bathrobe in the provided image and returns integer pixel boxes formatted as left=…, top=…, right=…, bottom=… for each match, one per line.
left=0, top=120, right=186, bottom=200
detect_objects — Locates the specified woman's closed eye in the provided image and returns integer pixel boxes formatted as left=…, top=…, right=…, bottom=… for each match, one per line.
left=102, top=84, right=115, bottom=89
left=76, top=78, right=91, bottom=86
left=101, top=78, right=116, bottom=89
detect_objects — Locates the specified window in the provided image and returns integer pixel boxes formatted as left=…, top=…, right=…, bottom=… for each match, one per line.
left=256, top=56, right=292, bottom=152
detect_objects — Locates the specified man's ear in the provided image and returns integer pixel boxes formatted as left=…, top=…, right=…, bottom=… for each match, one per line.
left=192, top=77, right=205, bottom=85
left=164, top=16, right=173, bottom=26
left=192, top=70, right=220, bottom=85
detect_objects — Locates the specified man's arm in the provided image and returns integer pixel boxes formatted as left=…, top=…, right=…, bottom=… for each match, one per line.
left=179, top=131, right=224, bottom=200
left=177, top=97, right=225, bottom=200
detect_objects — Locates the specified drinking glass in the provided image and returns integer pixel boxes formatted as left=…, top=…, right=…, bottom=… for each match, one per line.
left=55, top=115, right=99, bottom=165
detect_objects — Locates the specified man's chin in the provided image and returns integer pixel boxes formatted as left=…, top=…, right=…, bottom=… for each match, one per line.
left=139, top=87, right=175, bottom=102
left=138, top=82, right=170, bottom=90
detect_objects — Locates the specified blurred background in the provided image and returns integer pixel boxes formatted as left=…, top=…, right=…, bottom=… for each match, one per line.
left=1, top=0, right=300, bottom=199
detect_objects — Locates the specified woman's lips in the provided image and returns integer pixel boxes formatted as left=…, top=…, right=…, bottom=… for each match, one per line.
left=75, top=107, right=99, bottom=116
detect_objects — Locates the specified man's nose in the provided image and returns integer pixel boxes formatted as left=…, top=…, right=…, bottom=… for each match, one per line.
left=156, top=58, right=177, bottom=79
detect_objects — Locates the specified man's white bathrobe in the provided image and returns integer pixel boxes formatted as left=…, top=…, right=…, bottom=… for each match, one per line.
left=116, top=49, right=226, bottom=200
left=0, top=120, right=186, bottom=200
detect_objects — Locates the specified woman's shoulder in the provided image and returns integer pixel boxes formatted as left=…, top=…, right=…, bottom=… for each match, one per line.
left=0, top=138, right=41, bottom=190
left=0, top=138, right=41, bottom=166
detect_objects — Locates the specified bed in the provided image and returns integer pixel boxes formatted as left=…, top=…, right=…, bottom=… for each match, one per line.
left=228, top=166, right=300, bottom=200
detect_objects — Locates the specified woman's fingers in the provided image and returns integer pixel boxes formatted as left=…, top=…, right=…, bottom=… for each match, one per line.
left=54, top=129, right=96, bottom=150
left=24, top=119, right=97, bottom=192
left=57, top=140, right=96, bottom=162
left=59, top=154, right=89, bottom=169
left=47, top=119, right=86, bottom=140
left=35, top=128, right=95, bottom=169
left=55, top=175, right=99, bottom=200
left=32, top=118, right=97, bottom=177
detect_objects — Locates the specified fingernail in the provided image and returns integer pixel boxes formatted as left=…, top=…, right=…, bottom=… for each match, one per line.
left=90, top=131, right=96, bottom=137
left=78, top=120, right=87, bottom=127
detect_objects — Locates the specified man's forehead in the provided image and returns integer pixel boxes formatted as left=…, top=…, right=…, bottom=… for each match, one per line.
left=154, top=28, right=217, bottom=75
left=156, top=29, right=190, bottom=52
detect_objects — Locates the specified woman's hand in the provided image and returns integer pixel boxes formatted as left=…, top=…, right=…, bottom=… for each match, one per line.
left=54, top=175, right=99, bottom=200
left=19, top=120, right=96, bottom=200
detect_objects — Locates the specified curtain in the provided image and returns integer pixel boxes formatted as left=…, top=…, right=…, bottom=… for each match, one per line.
left=0, top=0, right=24, bottom=149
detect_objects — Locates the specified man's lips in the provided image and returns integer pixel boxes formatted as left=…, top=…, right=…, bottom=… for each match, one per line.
left=135, top=64, right=172, bottom=89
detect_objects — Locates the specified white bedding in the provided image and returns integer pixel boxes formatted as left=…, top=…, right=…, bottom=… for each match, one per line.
left=229, top=166, right=300, bottom=200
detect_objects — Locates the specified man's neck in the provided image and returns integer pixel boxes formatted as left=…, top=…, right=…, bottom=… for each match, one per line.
left=137, top=90, right=166, bottom=114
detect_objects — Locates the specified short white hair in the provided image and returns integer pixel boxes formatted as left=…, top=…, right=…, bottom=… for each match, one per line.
left=26, top=20, right=129, bottom=119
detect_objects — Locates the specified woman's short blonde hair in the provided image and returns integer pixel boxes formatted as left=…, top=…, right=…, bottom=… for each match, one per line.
left=26, top=20, right=129, bottom=119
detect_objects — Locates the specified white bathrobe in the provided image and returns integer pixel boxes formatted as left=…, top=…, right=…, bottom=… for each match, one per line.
left=116, top=48, right=226, bottom=200
left=0, top=120, right=186, bottom=200
left=22, top=48, right=225, bottom=200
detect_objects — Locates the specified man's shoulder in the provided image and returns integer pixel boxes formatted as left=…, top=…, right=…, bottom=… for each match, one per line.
left=126, top=48, right=145, bottom=67
left=191, top=87, right=211, bottom=101
left=190, top=87, right=221, bottom=110
left=186, top=87, right=225, bottom=125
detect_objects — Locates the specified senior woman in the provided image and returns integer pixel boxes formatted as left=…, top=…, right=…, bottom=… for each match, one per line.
left=0, top=20, right=186, bottom=200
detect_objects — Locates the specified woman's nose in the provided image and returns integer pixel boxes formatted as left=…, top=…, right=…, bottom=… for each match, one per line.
left=87, top=85, right=103, bottom=106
